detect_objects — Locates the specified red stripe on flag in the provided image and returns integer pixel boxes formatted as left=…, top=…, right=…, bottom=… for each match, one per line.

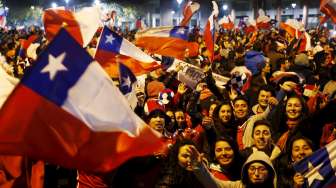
left=95, top=50, right=160, bottom=78
left=0, top=85, right=166, bottom=172
left=135, top=37, right=199, bottom=60
left=43, top=9, right=83, bottom=45
left=203, top=21, right=214, bottom=62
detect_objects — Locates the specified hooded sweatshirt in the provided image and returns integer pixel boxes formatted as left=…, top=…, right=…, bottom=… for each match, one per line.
left=194, top=151, right=277, bottom=188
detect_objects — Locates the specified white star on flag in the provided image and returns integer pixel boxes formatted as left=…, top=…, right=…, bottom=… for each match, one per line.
left=305, top=162, right=324, bottom=186
left=122, top=76, right=132, bottom=88
left=105, top=34, right=115, bottom=44
left=177, top=28, right=185, bottom=34
left=41, top=52, right=67, bottom=80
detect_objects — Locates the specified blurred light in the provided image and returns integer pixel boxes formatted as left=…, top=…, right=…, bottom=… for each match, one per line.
left=223, top=4, right=228, bottom=11
left=4, top=7, right=9, bottom=11
left=177, top=0, right=183, bottom=5
left=286, top=7, right=289, bottom=10
left=51, top=2, right=58, bottom=8
left=65, top=0, right=70, bottom=4
left=94, top=0, right=101, bottom=5
left=171, top=10, right=175, bottom=14
left=291, top=3, right=296, bottom=9
left=30, top=6, right=35, bottom=10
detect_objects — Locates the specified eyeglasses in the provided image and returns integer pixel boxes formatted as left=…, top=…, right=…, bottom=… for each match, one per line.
left=248, top=166, right=267, bottom=173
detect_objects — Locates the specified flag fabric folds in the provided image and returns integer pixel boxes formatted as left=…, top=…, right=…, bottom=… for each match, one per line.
left=0, top=7, right=8, bottom=28
left=218, top=15, right=234, bottom=30
left=135, top=26, right=199, bottom=60
left=179, top=1, right=200, bottom=26
left=42, top=6, right=102, bottom=47
left=0, top=28, right=165, bottom=173
left=119, top=63, right=138, bottom=109
left=320, top=0, right=336, bottom=23
left=203, top=1, right=219, bottom=63
left=18, top=34, right=38, bottom=59
left=95, top=26, right=160, bottom=78
left=294, top=139, right=336, bottom=188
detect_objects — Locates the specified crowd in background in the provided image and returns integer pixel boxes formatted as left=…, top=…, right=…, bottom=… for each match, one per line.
left=0, top=22, right=336, bottom=188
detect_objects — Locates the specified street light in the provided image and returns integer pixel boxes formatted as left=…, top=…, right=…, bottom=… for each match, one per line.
left=223, top=4, right=228, bottom=11
left=171, top=10, right=175, bottom=14
left=30, top=6, right=35, bottom=10
left=94, top=0, right=101, bottom=5
left=291, top=3, right=296, bottom=19
left=51, top=2, right=58, bottom=8
left=177, top=0, right=183, bottom=5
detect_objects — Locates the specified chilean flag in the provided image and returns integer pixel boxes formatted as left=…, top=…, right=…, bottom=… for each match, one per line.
left=0, top=7, right=8, bottom=28
left=119, top=63, right=138, bottom=109
left=179, top=1, right=200, bottom=26
left=0, top=29, right=165, bottom=173
left=203, top=1, right=219, bottom=63
left=42, top=6, right=102, bottom=47
left=218, top=15, right=234, bottom=30
left=135, top=26, right=199, bottom=60
left=18, top=34, right=38, bottom=59
left=320, top=0, right=336, bottom=23
left=95, top=26, right=160, bottom=78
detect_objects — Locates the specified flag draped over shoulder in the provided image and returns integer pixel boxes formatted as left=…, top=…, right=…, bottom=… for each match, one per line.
left=95, top=26, right=160, bottom=78
left=294, top=139, right=336, bottom=188
left=135, top=26, right=199, bottom=60
left=203, top=1, right=219, bottom=63
left=42, top=6, right=102, bottom=47
left=0, top=29, right=165, bottom=173
left=320, top=0, right=336, bottom=24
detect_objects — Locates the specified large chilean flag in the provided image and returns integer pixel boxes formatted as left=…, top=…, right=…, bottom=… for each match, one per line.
left=0, top=29, right=165, bottom=173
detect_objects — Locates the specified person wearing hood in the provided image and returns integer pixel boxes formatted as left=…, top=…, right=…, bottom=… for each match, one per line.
left=191, top=149, right=277, bottom=188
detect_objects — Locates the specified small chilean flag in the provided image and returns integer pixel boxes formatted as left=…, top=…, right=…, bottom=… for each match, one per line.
left=42, top=6, right=102, bottom=47
left=203, top=1, right=218, bottom=63
left=95, top=26, right=160, bottom=78
left=0, top=29, right=165, bottom=172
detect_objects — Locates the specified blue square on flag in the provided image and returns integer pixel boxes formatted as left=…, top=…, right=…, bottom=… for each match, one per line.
left=97, top=27, right=123, bottom=53
left=170, top=26, right=188, bottom=40
left=22, top=28, right=92, bottom=106
left=119, top=63, right=137, bottom=95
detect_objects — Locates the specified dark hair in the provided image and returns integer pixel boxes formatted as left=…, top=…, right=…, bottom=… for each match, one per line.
left=257, top=85, right=276, bottom=97
left=145, top=109, right=171, bottom=125
left=330, top=65, right=336, bottom=81
left=233, top=95, right=250, bottom=106
left=210, top=136, right=242, bottom=180
left=252, top=120, right=272, bottom=138
left=285, top=93, right=309, bottom=121
left=288, top=136, right=315, bottom=156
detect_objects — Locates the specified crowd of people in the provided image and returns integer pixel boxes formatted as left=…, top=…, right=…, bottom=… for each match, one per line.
left=1, top=17, right=336, bottom=188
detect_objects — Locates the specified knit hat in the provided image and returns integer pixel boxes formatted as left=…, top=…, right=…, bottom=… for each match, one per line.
left=294, top=53, right=310, bottom=67
left=146, top=80, right=165, bottom=98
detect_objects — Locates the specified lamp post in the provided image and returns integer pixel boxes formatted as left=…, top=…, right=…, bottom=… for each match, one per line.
left=176, top=0, right=183, bottom=24
left=65, top=0, right=70, bottom=7
left=291, top=3, right=296, bottom=19
left=223, top=4, right=228, bottom=15
left=51, top=2, right=57, bottom=8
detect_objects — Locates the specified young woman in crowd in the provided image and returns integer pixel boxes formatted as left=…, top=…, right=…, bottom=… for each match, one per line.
left=209, top=137, right=242, bottom=181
